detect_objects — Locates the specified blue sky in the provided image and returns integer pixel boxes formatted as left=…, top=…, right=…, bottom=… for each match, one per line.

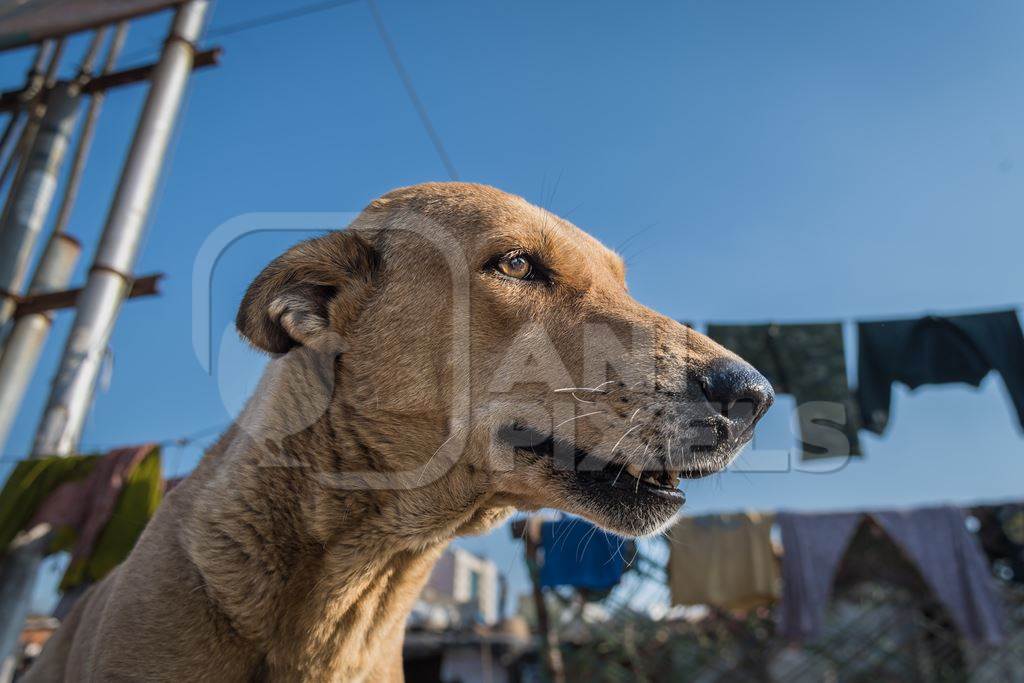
left=2, top=0, right=1022, bottom=610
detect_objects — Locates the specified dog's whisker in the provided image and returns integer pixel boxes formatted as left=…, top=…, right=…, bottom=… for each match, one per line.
left=416, top=430, right=461, bottom=486
left=634, top=464, right=644, bottom=493
left=606, top=535, right=631, bottom=568
left=612, top=461, right=629, bottom=487
left=634, top=443, right=652, bottom=494
left=553, top=517, right=578, bottom=551
left=552, top=382, right=616, bottom=405
left=612, top=442, right=644, bottom=489
left=608, top=425, right=640, bottom=458
left=551, top=411, right=602, bottom=431
left=577, top=524, right=600, bottom=562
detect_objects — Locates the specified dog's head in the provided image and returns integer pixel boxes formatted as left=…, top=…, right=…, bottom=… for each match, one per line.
left=236, top=183, right=772, bottom=537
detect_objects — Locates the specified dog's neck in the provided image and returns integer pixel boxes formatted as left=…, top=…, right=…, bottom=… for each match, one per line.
left=182, top=374, right=509, bottom=680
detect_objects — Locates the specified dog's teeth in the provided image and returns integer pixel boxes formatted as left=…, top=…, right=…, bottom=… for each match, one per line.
left=625, top=463, right=643, bottom=479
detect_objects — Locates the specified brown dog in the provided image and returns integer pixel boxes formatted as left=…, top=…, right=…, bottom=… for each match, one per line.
left=26, top=183, right=772, bottom=681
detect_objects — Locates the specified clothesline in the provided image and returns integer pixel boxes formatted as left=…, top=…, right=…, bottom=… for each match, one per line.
left=685, top=306, right=1024, bottom=460
left=684, top=302, right=1023, bottom=328
left=0, top=422, right=228, bottom=466
left=667, top=496, right=1024, bottom=521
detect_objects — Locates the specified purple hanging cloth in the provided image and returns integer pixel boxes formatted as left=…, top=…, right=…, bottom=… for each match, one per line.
left=776, top=512, right=863, bottom=640
left=777, top=507, right=1005, bottom=644
left=873, top=506, right=1005, bottom=645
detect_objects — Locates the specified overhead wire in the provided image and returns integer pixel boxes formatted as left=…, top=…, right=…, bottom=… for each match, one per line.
left=115, top=0, right=459, bottom=179
left=366, top=0, right=459, bottom=180
left=206, top=0, right=363, bottom=39
left=116, top=0, right=363, bottom=63
left=0, top=0, right=457, bottom=468
left=0, top=422, right=228, bottom=465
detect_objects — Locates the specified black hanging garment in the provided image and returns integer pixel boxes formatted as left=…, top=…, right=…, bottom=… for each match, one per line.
left=857, top=309, right=1024, bottom=435
left=706, top=323, right=860, bottom=459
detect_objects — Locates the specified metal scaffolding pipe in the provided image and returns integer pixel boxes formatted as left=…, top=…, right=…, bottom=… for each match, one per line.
left=51, top=24, right=128, bottom=239
left=0, top=39, right=64, bottom=193
left=0, top=233, right=81, bottom=450
left=0, top=116, right=27, bottom=183
left=0, top=527, right=50, bottom=683
left=33, top=0, right=209, bottom=457
left=26, top=41, right=53, bottom=89
left=0, top=41, right=50, bottom=176
left=0, top=84, right=81, bottom=331
left=0, top=43, right=64, bottom=682
left=0, top=84, right=81, bottom=334
left=0, top=3, right=208, bottom=672
left=0, top=26, right=127, bottom=458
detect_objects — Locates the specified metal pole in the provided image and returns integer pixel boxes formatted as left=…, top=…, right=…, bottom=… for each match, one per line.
left=34, top=0, right=209, bottom=456
left=0, top=84, right=81, bottom=331
left=0, top=27, right=126, bottom=455
left=0, top=3, right=207, bottom=673
left=18, top=40, right=53, bottom=98
left=0, top=36, right=74, bottom=333
left=524, top=519, right=566, bottom=683
left=51, top=25, right=128, bottom=240
left=0, top=40, right=65, bottom=680
left=0, top=234, right=80, bottom=450
left=0, top=42, right=53, bottom=181
left=0, top=117, right=27, bottom=189
left=0, top=40, right=64, bottom=193
left=0, top=527, right=51, bottom=683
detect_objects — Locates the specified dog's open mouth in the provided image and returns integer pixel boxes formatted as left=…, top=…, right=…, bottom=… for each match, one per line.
left=497, top=424, right=686, bottom=511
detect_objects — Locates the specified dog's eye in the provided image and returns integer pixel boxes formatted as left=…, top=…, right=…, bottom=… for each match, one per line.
left=496, top=254, right=534, bottom=280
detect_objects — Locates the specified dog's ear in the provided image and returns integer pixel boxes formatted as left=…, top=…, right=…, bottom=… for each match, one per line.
left=236, top=230, right=379, bottom=354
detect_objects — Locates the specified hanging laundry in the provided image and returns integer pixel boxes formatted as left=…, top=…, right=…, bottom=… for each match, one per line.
left=707, top=323, right=860, bottom=459
left=970, top=503, right=1024, bottom=585
left=0, top=456, right=95, bottom=552
left=539, top=518, right=625, bottom=592
left=874, top=507, right=1005, bottom=644
left=857, top=309, right=1024, bottom=435
left=775, top=511, right=863, bottom=640
left=667, top=512, right=779, bottom=610
left=0, top=445, right=163, bottom=590
left=777, top=508, right=1004, bottom=644
left=61, top=446, right=163, bottom=589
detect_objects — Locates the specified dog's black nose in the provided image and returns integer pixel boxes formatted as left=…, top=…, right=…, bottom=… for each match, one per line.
left=698, top=359, right=774, bottom=435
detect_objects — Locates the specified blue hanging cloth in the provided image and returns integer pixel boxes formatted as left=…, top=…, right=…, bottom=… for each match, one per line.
left=539, top=518, right=625, bottom=591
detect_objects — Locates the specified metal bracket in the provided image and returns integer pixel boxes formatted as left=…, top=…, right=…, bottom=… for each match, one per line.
left=0, top=48, right=221, bottom=113
left=12, top=272, right=163, bottom=318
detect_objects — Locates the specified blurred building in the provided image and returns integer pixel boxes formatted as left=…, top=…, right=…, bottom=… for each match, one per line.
left=415, top=548, right=501, bottom=629
left=406, top=549, right=532, bottom=683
